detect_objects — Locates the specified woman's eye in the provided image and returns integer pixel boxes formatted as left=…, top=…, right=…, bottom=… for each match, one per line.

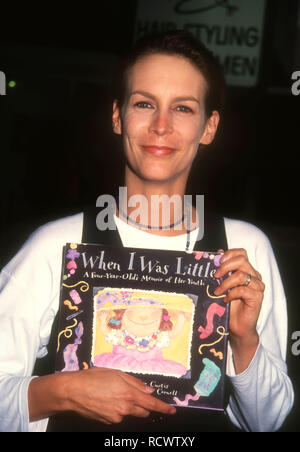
left=175, top=105, right=193, bottom=113
left=134, top=101, right=153, bottom=109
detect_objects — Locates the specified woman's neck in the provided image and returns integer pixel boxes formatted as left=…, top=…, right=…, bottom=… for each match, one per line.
left=116, top=167, right=198, bottom=236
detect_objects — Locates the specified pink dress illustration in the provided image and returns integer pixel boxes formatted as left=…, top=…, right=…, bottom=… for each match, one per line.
left=94, top=328, right=187, bottom=376
left=93, top=290, right=192, bottom=377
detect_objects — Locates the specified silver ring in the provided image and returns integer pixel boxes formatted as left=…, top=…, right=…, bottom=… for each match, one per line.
left=244, top=273, right=251, bottom=286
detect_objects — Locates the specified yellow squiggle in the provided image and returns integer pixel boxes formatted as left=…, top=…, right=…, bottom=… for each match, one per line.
left=64, top=300, right=78, bottom=311
left=82, top=362, right=89, bottom=370
left=198, top=326, right=229, bottom=355
left=210, top=348, right=223, bottom=360
left=57, top=318, right=78, bottom=352
left=63, top=281, right=89, bottom=292
left=206, top=285, right=226, bottom=299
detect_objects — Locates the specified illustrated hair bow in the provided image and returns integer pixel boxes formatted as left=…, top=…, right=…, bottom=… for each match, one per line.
left=109, top=318, right=121, bottom=326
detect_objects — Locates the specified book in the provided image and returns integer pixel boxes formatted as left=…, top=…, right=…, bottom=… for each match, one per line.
left=55, top=243, right=230, bottom=411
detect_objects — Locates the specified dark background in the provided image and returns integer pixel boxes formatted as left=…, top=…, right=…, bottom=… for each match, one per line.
left=0, top=0, right=299, bottom=432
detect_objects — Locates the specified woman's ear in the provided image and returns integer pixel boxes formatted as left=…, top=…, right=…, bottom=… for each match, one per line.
left=199, top=110, right=220, bottom=145
left=112, top=100, right=122, bottom=135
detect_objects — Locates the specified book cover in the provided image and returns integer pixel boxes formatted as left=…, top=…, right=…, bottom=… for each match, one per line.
left=55, top=243, right=230, bottom=411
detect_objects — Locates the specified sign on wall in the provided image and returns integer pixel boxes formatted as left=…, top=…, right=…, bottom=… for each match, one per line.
left=135, top=0, right=267, bottom=87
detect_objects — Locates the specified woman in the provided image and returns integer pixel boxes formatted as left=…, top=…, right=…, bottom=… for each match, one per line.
left=0, top=31, right=294, bottom=432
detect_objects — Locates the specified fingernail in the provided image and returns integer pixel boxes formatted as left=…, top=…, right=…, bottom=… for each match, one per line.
left=144, top=385, right=155, bottom=393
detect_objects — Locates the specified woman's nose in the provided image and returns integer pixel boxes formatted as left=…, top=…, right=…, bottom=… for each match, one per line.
left=149, top=110, right=173, bottom=136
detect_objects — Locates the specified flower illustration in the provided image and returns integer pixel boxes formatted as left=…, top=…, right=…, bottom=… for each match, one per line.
left=66, top=249, right=80, bottom=260
left=139, top=339, right=150, bottom=347
left=124, top=336, right=135, bottom=345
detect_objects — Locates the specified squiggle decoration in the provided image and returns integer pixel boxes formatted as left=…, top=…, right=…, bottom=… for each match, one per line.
left=82, top=362, right=89, bottom=370
left=57, top=318, right=78, bottom=352
left=198, top=326, right=229, bottom=355
left=62, top=281, right=89, bottom=292
left=206, top=284, right=226, bottom=299
left=198, top=302, right=225, bottom=339
left=64, top=300, right=78, bottom=311
left=173, top=394, right=200, bottom=406
left=210, top=348, right=223, bottom=360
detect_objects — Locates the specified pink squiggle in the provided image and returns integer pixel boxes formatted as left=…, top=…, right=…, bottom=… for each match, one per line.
left=198, top=303, right=225, bottom=339
left=173, top=393, right=200, bottom=407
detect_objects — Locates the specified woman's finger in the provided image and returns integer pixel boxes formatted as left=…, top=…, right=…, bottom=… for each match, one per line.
left=214, top=271, right=265, bottom=296
left=215, top=256, right=261, bottom=284
left=132, top=387, right=176, bottom=415
left=120, top=371, right=155, bottom=394
left=128, top=405, right=151, bottom=418
left=221, top=248, right=248, bottom=260
left=216, top=255, right=254, bottom=275
left=223, top=285, right=264, bottom=305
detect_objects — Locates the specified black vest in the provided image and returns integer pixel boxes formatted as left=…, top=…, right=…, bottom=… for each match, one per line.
left=34, top=207, right=240, bottom=432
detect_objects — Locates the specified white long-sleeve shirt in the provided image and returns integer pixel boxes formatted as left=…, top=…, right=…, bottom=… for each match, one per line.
left=0, top=213, right=294, bottom=432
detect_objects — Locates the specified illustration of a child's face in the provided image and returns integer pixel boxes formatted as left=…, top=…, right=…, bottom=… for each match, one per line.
left=122, top=306, right=162, bottom=337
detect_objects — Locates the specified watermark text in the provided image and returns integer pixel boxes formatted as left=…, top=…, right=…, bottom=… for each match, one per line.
left=291, top=71, right=300, bottom=96
left=0, top=71, right=6, bottom=95
left=291, top=331, right=300, bottom=356
left=96, top=187, right=204, bottom=243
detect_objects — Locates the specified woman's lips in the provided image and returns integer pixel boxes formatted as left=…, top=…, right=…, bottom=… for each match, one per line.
left=141, top=145, right=176, bottom=156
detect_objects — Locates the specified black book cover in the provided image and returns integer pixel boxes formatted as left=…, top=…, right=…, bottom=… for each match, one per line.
left=55, top=243, right=230, bottom=411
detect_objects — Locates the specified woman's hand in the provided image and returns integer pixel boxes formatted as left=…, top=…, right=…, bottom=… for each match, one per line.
left=29, top=367, right=176, bottom=424
left=213, top=248, right=265, bottom=374
left=65, top=367, right=176, bottom=424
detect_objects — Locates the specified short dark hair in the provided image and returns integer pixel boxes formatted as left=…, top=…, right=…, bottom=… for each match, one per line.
left=113, top=30, right=226, bottom=117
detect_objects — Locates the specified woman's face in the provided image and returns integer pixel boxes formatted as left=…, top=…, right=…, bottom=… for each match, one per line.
left=113, top=53, right=219, bottom=185
left=122, top=306, right=162, bottom=337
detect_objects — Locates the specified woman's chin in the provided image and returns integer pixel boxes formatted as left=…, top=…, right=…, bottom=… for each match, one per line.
left=136, top=168, right=180, bottom=184
left=126, top=161, right=186, bottom=185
